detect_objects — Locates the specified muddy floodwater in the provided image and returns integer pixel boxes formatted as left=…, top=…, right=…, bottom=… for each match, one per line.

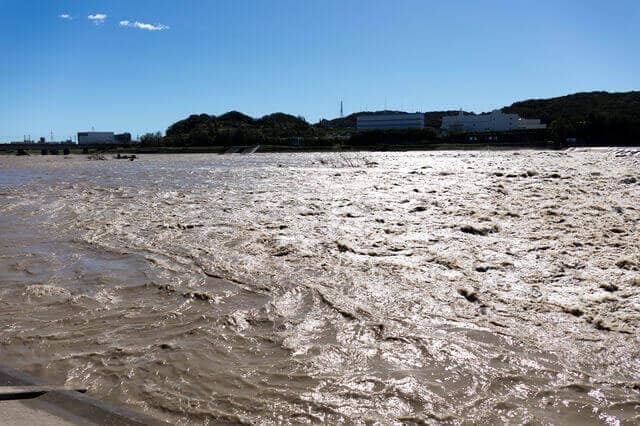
left=1, top=150, right=639, bottom=424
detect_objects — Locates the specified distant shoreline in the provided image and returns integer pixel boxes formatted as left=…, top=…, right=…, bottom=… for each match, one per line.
left=4, top=140, right=640, bottom=155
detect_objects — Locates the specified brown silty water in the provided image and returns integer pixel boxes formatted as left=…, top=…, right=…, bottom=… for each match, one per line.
left=0, top=150, right=639, bottom=424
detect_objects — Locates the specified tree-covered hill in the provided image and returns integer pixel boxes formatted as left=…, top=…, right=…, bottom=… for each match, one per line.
left=163, top=112, right=317, bottom=146
left=503, top=91, right=640, bottom=144
left=504, top=91, right=640, bottom=124
left=256, top=113, right=310, bottom=133
left=153, top=91, right=640, bottom=147
left=217, top=111, right=255, bottom=126
left=319, top=92, right=640, bottom=132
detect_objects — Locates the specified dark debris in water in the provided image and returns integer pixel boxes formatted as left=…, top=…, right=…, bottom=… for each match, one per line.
left=336, top=239, right=356, bottom=253
left=562, top=306, right=584, bottom=317
left=457, top=287, right=479, bottom=303
left=409, top=205, right=428, bottom=213
left=599, top=283, right=619, bottom=292
left=616, top=258, right=638, bottom=270
left=475, top=264, right=494, bottom=273
left=460, top=224, right=499, bottom=236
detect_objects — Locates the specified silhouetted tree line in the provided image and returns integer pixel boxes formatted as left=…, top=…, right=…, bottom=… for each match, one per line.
left=506, top=91, right=640, bottom=145
left=141, top=111, right=325, bottom=147
left=548, top=113, right=640, bottom=145
left=140, top=132, right=163, bottom=146
left=144, top=91, right=640, bottom=148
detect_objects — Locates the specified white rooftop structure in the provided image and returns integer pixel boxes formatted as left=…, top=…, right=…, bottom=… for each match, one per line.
left=441, top=110, right=546, bottom=134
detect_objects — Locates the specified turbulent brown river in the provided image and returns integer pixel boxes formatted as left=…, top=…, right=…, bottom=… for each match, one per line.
left=1, top=150, right=639, bottom=424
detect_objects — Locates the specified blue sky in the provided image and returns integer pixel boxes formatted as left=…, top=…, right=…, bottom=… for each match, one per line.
left=1, top=0, right=638, bottom=141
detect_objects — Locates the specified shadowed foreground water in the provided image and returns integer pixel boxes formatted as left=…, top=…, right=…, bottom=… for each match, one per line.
left=1, top=151, right=639, bottom=424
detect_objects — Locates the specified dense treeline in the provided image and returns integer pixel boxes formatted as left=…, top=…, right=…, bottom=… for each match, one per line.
left=143, top=91, right=640, bottom=148
left=504, top=91, right=640, bottom=144
left=146, top=111, right=327, bottom=147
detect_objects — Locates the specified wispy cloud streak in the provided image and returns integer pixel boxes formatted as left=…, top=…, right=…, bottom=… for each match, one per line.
left=58, top=13, right=73, bottom=20
left=119, top=20, right=170, bottom=31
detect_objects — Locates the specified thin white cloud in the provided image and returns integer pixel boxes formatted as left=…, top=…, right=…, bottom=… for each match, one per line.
left=58, top=13, right=73, bottom=20
left=88, top=14, right=107, bottom=25
left=119, top=20, right=169, bottom=31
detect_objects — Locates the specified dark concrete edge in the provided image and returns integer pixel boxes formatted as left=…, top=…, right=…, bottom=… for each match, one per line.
left=0, top=364, right=169, bottom=425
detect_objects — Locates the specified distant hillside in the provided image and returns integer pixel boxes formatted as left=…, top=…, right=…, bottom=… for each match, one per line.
left=320, top=92, right=640, bottom=129
left=257, top=113, right=311, bottom=133
left=503, top=91, right=640, bottom=144
left=503, top=91, right=640, bottom=124
left=218, top=111, right=255, bottom=126
left=166, top=111, right=311, bottom=136
left=164, top=111, right=316, bottom=146
left=155, top=91, right=640, bottom=147
left=316, top=91, right=640, bottom=144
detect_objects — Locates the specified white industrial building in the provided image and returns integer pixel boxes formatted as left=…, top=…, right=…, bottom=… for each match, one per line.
left=77, top=132, right=116, bottom=145
left=356, top=113, right=424, bottom=131
left=441, top=110, right=546, bottom=133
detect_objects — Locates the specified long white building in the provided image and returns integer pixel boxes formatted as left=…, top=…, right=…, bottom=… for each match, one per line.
left=356, top=113, right=424, bottom=131
left=441, top=110, right=546, bottom=133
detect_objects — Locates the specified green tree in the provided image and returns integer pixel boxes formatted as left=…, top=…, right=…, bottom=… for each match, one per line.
left=140, top=132, right=164, bottom=146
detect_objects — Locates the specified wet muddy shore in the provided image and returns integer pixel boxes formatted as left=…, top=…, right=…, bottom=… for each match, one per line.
left=1, top=151, right=639, bottom=424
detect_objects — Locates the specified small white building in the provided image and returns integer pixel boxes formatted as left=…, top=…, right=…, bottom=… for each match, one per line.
left=77, top=132, right=116, bottom=145
left=441, top=110, right=546, bottom=133
left=356, top=113, right=424, bottom=131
